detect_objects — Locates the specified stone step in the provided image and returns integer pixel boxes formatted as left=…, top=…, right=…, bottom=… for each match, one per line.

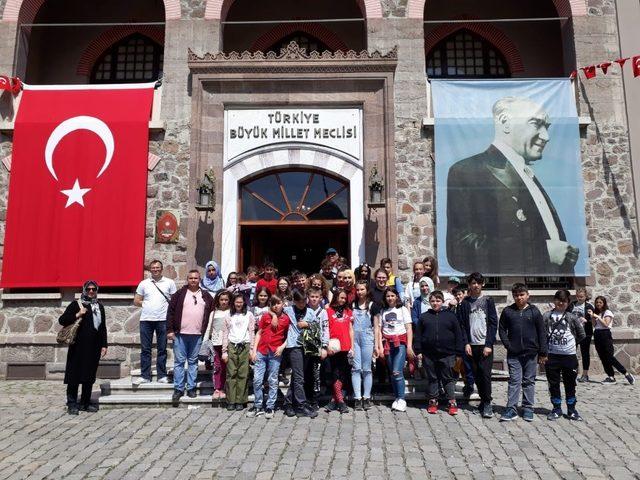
left=97, top=383, right=482, bottom=408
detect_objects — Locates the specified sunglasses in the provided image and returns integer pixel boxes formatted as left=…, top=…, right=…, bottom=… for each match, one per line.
left=86, top=287, right=97, bottom=292
left=192, top=295, right=198, bottom=305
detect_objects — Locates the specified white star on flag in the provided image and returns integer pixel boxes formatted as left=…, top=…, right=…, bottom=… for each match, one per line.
left=61, top=179, right=91, bottom=208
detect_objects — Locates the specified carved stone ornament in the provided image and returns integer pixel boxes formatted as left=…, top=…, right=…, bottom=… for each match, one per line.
left=188, top=41, right=398, bottom=73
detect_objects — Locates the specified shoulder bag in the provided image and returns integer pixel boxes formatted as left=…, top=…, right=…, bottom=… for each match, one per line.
left=56, top=300, right=85, bottom=346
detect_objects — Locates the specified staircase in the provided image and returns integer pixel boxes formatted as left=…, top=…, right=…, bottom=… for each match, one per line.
left=98, top=367, right=509, bottom=408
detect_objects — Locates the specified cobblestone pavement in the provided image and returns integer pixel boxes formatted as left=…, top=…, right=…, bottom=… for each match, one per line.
left=0, top=379, right=638, bottom=480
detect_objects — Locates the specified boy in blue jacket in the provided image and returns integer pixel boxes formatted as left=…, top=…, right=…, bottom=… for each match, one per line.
left=498, top=283, right=547, bottom=422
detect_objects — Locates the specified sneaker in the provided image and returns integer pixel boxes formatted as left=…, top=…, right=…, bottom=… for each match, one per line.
left=133, top=377, right=151, bottom=385
left=212, top=390, right=221, bottom=400
left=393, top=399, right=407, bottom=412
left=235, top=403, right=244, bottom=411
left=481, top=403, right=494, bottom=418
left=246, top=407, right=259, bottom=417
left=172, top=390, right=183, bottom=407
left=284, top=406, right=296, bottom=417
left=577, top=375, right=589, bottom=383
left=80, top=404, right=99, bottom=413
left=337, top=402, right=349, bottom=414
left=324, top=400, right=337, bottom=412
left=226, top=403, right=236, bottom=411
left=448, top=401, right=458, bottom=416
left=522, top=409, right=534, bottom=422
left=296, top=406, right=318, bottom=418
left=157, top=376, right=170, bottom=384
left=363, top=398, right=372, bottom=411
left=265, top=408, right=274, bottom=419
left=500, top=408, right=518, bottom=422
left=354, top=399, right=364, bottom=411
left=427, top=400, right=438, bottom=414
left=186, top=389, right=197, bottom=398
left=567, top=410, right=583, bottom=421
left=219, top=391, right=226, bottom=399
left=625, top=373, right=635, bottom=385
left=547, top=408, right=562, bottom=421
left=602, top=376, right=616, bottom=384
left=308, top=402, right=319, bottom=412
left=462, top=384, right=474, bottom=399
left=391, top=399, right=398, bottom=411
left=67, top=406, right=79, bottom=415
left=279, top=373, right=289, bottom=386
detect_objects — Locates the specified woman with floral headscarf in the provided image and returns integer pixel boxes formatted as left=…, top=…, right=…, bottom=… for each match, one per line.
left=201, top=260, right=225, bottom=294
left=58, top=280, right=108, bottom=415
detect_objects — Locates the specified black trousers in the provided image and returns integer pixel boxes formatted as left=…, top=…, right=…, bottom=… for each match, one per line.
left=66, top=382, right=93, bottom=407
left=303, top=355, right=321, bottom=406
left=284, top=347, right=307, bottom=409
left=594, top=329, right=627, bottom=377
left=469, top=344, right=493, bottom=403
left=546, top=353, right=578, bottom=408
left=578, top=335, right=592, bottom=371
left=424, top=353, right=456, bottom=401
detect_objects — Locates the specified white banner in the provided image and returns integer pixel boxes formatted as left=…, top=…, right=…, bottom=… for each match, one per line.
left=224, top=108, right=362, bottom=164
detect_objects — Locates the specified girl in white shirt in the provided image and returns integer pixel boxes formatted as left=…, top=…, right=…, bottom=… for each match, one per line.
left=222, top=294, right=256, bottom=410
left=374, top=287, right=414, bottom=412
left=589, top=296, right=634, bottom=385
left=206, top=291, right=231, bottom=399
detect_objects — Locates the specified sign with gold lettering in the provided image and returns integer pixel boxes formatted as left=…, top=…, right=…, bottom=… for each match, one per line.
left=224, top=108, right=362, bottom=164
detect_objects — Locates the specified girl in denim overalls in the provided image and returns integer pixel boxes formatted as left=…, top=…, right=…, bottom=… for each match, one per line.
left=351, top=280, right=377, bottom=411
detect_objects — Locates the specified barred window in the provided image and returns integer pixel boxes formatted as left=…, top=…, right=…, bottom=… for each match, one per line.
left=269, top=32, right=331, bottom=54
left=91, top=34, right=163, bottom=84
left=426, top=30, right=509, bottom=78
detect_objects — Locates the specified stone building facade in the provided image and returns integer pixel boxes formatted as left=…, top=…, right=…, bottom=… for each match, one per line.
left=0, top=0, right=639, bottom=378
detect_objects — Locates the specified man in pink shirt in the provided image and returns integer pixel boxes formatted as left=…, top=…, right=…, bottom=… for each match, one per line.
left=167, top=269, right=214, bottom=406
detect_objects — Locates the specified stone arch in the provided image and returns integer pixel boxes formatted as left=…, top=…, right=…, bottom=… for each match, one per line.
left=205, top=0, right=383, bottom=20
left=250, top=23, right=349, bottom=52
left=1, top=0, right=181, bottom=22
left=76, top=26, right=165, bottom=77
left=406, top=0, right=587, bottom=19
left=222, top=147, right=365, bottom=276
left=425, top=21, right=525, bottom=74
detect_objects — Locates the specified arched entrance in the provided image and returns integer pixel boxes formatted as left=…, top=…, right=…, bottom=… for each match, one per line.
left=239, top=168, right=350, bottom=274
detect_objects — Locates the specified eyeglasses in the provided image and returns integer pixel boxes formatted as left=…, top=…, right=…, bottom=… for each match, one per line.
left=86, top=287, right=97, bottom=292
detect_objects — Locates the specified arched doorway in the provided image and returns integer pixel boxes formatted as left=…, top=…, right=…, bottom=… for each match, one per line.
left=239, top=168, right=350, bottom=275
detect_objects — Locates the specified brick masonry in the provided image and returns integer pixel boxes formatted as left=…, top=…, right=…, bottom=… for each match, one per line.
left=0, top=0, right=639, bottom=377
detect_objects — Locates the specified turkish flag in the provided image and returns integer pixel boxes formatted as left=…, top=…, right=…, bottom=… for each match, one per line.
left=1, top=84, right=154, bottom=287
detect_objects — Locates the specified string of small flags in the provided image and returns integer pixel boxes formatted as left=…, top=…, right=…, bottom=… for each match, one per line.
left=570, top=56, right=640, bottom=80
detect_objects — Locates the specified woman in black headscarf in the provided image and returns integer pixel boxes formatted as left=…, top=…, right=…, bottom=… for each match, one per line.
left=58, top=280, right=108, bottom=415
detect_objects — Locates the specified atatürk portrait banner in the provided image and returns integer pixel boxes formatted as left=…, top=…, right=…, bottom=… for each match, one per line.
left=432, top=79, right=588, bottom=277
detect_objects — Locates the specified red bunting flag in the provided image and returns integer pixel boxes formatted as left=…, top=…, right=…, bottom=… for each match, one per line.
left=1, top=84, right=154, bottom=287
left=581, top=66, right=597, bottom=79
left=615, top=57, right=629, bottom=69
left=599, top=62, right=612, bottom=74
left=0, top=75, right=22, bottom=93
left=633, top=56, right=640, bottom=77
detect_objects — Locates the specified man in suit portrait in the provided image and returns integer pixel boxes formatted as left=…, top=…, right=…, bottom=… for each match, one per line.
left=446, top=96, right=579, bottom=275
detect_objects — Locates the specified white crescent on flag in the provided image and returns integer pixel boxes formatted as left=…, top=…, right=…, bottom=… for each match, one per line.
left=44, top=115, right=114, bottom=181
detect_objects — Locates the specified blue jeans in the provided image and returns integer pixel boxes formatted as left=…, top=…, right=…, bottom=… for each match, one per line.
left=140, top=321, right=167, bottom=381
left=253, top=351, right=282, bottom=410
left=386, top=344, right=407, bottom=400
left=173, top=334, right=202, bottom=392
left=351, top=328, right=374, bottom=399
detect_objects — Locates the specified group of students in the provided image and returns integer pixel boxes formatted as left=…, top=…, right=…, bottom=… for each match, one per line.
left=136, top=249, right=635, bottom=422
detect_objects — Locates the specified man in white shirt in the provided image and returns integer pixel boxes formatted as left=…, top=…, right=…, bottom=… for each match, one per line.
left=446, top=96, right=579, bottom=274
left=134, top=260, right=177, bottom=384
